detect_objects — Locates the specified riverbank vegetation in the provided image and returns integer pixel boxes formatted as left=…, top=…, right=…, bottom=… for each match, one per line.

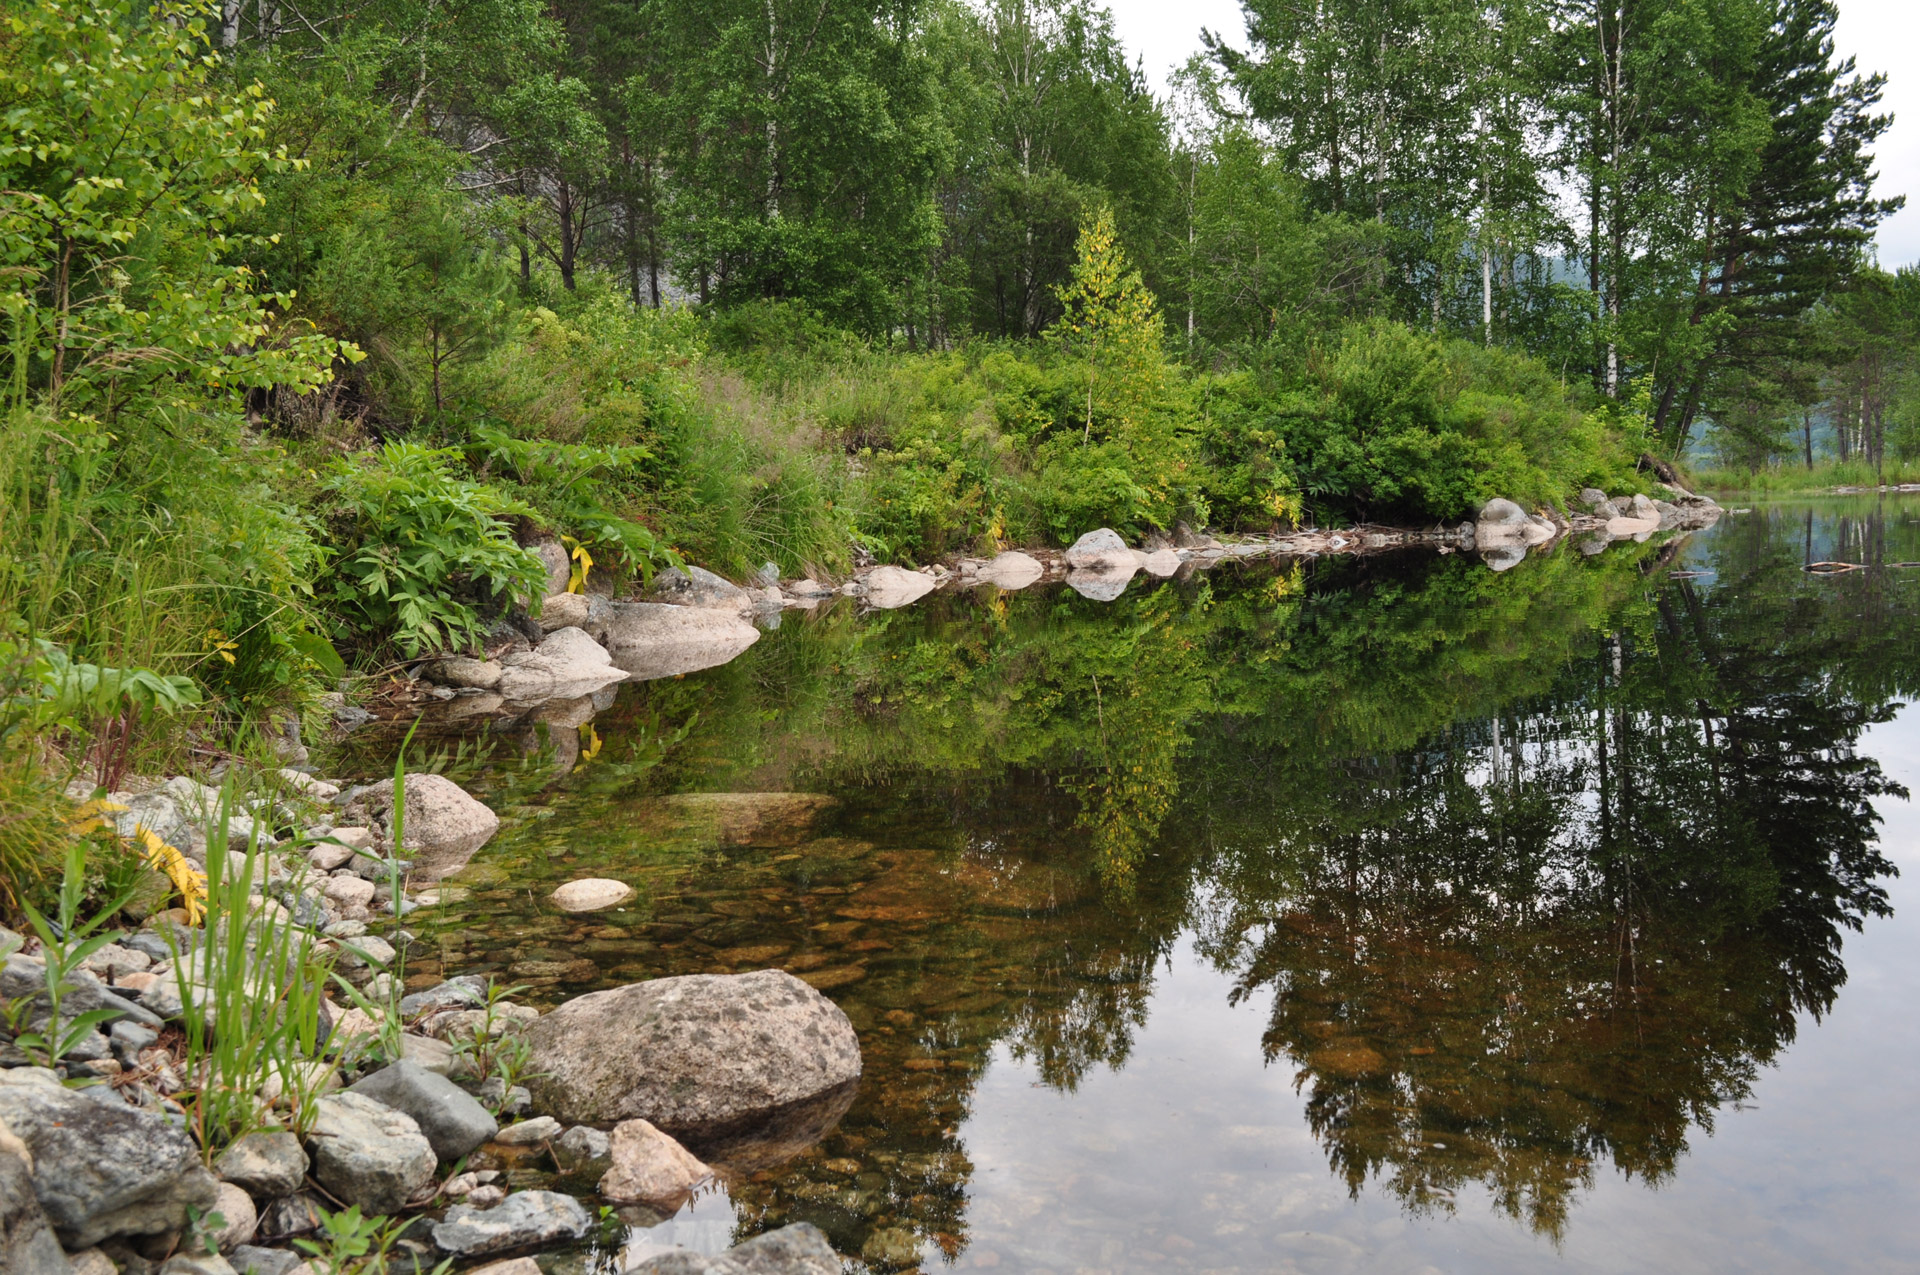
left=0, top=0, right=1904, bottom=909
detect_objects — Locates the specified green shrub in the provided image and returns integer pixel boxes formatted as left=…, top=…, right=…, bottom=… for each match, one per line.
left=323, top=444, right=546, bottom=657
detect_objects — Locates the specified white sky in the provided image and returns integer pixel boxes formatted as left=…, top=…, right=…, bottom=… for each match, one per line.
left=1104, top=0, right=1920, bottom=269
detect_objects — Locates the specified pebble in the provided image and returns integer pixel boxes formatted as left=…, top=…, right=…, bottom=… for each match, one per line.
left=491, top=1116, right=561, bottom=1146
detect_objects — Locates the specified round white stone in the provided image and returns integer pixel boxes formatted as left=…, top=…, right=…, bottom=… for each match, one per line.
left=549, top=878, right=636, bottom=912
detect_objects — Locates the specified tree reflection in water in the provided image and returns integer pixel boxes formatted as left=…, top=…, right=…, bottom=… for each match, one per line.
left=410, top=500, right=1918, bottom=1261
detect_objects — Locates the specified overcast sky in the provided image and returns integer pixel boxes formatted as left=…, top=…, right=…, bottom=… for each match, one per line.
left=1102, top=0, right=1920, bottom=269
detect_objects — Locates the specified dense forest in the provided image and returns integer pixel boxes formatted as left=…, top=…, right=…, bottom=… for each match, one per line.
left=1, top=0, right=1917, bottom=807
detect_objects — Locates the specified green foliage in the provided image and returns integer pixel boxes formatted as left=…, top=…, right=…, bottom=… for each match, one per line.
left=323, top=444, right=545, bottom=658
left=5, top=843, right=137, bottom=1068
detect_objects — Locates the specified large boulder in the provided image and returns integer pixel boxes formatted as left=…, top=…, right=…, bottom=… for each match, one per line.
left=627, top=1223, right=840, bottom=1275
left=304, top=1093, right=437, bottom=1214
left=0, top=1082, right=217, bottom=1248
left=973, top=551, right=1043, bottom=591
left=859, top=566, right=935, bottom=610
left=1062, top=528, right=1133, bottom=571
left=1473, top=498, right=1553, bottom=548
left=597, top=1120, right=710, bottom=1210
left=536, top=592, right=591, bottom=633
left=588, top=602, right=761, bottom=683
left=524, top=970, right=862, bottom=1142
left=346, top=1063, right=497, bottom=1163
left=495, top=628, right=628, bottom=705
left=0, top=1145, right=69, bottom=1275
left=339, top=775, right=499, bottom=882
left=430, top=1191, right=589, bottom=1258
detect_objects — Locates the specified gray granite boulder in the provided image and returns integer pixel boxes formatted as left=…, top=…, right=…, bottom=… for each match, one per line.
left=430, top=1191, right=589, bottom=1258
left=973, top=551, right=1043, bottom=591
left=304, top=1093, right=436, bottom=1214
left=587, top=603, right=761, bottom=683
left=1062, top=528, right=1133, bottom=571
left=494, top=628, right=628, bottom=705
left=858, top=566, right=934, bottom=610
left=347, top=1062, right=497, bottom=1163
left=525, top=970, right=861, bottom=1142
left=0, top=1086, right=217, bottom=1247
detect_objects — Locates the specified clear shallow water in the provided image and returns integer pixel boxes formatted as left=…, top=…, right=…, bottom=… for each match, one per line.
left=372, top=498, right=1920, bottom=1272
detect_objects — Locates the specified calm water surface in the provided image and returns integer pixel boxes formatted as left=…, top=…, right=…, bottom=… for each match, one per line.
left=378, top=498, right=1920, bottom=1272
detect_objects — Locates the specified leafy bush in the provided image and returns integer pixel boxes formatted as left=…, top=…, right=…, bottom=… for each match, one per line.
left=323, top=444, right=546, bottom=657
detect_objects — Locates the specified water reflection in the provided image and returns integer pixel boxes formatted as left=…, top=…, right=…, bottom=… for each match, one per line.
left=381, top=499, right=1920, bottom=1269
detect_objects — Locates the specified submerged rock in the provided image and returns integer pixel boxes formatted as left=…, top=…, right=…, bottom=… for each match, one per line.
left=548, top=878, right=635, bottom=912
left=524, top=970, right=862, bottom=1142
left=635, top=792, right=837, bottom=848
left=0, top=1085, right=217, bottom=1248
left=589, top=602, right=762, bottom=682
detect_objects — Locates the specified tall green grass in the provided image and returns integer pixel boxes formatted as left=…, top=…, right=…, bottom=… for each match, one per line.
left=1691, top=458, right=1920, bottom=495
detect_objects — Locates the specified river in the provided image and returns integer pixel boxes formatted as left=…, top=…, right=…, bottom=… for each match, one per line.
left=367, top=497, right=1920, bottom=1273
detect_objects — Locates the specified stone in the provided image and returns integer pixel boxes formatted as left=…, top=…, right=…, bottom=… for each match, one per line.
left=228, top=1247, right=305, bottom=1275
left=467, top=1260, right=540, bottom=1275
left=0, top=1147, right=69, bottom=1275
left=424, top=658, right=504, bottom=692
left=626, top=1223, right=839, bottom=1275
left=334, top=935, right=395, bottom=971
left=634, top=792, right=836, bottom=849
left=488, top=1117, right=559, bottom=1147
left=537, top=592, right=591, bottom=633
left=1606, top=514, right=1661, bottom=539
left=1629, top=492, right=1660, bottom=521
left=2, top=956, right=163, bottom=1034
left=398, top=1034, right=457, bottom=1076
left=1140, top=548, right=1182, bottom=578
left=1062, top=528, right=1133, bottom=571
left=276, top=771, right=339, bottom=801
left=784, top=579, right=833, bottom=598
left=214, top=1132, right=308, bottom=1199
left=346, top=1063, right=497, bottom=1163
left=157, top=1256, right=235, bottom=1275
left=110, top=1022, right=158, bottom=1069
left=304, top=1093, right=436, bottom=1215
left=338, top=776, right=499, bottom=882
left=81, top=944, right=152, bottom=983
left=198, top=1183, right=256, bottom=1252
left=1474, top=498, right=1553, bottom=547
left=397, top=976, right=487, bottom=1019
left=531, top=542, right=571, bottom=597
left=1480, top=543, right=1528, bottom=572
left=321, top=876, right=375, bottom=911
left=525, top=970, right=861, bottom=1142
left=1579, top=487, right=1611, bottom=512
left=429, top=1191, right=589, bottom=1258
left=858, top=566, right=935, bottom=610
left=66, top=1250, right=112, bottom=1275
left=548, top=879, right=634, bottom=913
left=549, top=1127, right=611, bottom=1178
left=252, top=1195, right=322, bottom=1245
left=587, top=603, right=761, bottom=683
left=597, top=1120, right=709, bottom=1209
left=0, top=1087, right=216, bottom=1248
left=973, top=552, right=1043, bottom=591
left=650, top=566, right=748, bottom=610
left=494, top=628, right=628, bottom=705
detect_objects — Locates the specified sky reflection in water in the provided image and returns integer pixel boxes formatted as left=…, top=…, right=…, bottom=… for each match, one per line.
left=407, top=499, right=1920, bottom=1273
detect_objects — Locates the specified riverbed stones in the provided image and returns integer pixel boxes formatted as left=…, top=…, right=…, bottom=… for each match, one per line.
left=429, top=1191, right=589, bottom=1258
left=974, top=551, right=1043, bottom=590
left=0, top=1085, right=218, bottom=1247
left=426, top=658, right=504, bottom=692
left=597, top=1120, right=710, bottom=1209
left=199, top=1183, right=257, bottom=1252
left=651, top=566, right=750, bottom=610
left=627, top=1223, right=840, bottom=1275
left=525, top=969, right=862, bottom=1140
left=213, top=1132, right=307, bottom=1199
left=304, top=1093, right=436, bottom=1214
left=494, top=628, right=628, bottom=705
left=340, top=775, right=499, bottom=881
left=588, top=602, right=762, bottom=682
left=346, top=1063, right=497, bottom=1163
left=228, top=1247, right=305, bottom=1275
left=1474, top=498, right=1553, bottom=548
left=859, top=565, right=936, bottom=610
left=549, top=878, right=635, bottom=912
left=490, top=1117, right=560, bottom=1147
left=0, top=1144, right=68, bottom=1275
